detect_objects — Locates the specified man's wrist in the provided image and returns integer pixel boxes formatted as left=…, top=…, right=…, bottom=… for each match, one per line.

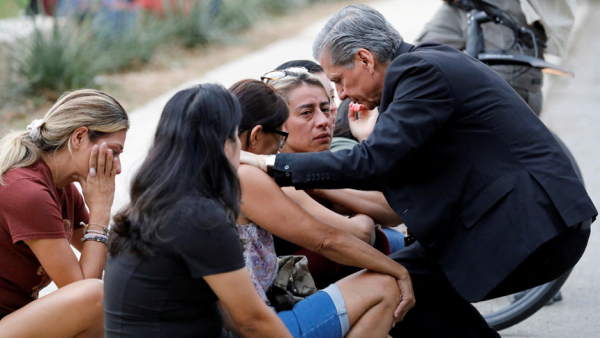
left=266, top=154, right=276, bottom=177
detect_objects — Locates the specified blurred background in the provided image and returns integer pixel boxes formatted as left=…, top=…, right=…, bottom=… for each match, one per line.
left=0, top=0, right=362, bottom=136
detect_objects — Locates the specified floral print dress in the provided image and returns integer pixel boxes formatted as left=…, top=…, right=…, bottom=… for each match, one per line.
left=237, top=222, right=279, bottom=306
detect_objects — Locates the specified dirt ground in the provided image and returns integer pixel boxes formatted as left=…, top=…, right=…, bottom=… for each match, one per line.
left=0, top=0, right=369, bottom=136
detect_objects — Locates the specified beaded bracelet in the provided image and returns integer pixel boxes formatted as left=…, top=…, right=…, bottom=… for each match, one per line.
left=80, top=222, right=109, bottom=235
left=82, top=232, right=108, bottom=240
left=84, top=236, right=108, bottom=244
left=85, top=229, right=107, bottom=236
left=81, top=233, right=108, bottom=245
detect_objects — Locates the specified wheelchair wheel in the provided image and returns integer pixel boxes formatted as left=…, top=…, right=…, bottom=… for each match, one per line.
left=473, top=270, right=570, bottom=330
left=474, top=132, right=582, bottom=330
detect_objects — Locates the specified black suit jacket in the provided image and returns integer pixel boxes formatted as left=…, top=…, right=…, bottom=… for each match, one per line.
left=273, top=42, right=597, bottom=301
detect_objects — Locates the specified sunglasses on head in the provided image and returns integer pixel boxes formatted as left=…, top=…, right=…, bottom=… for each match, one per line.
left=261, top=67, right=309, bottom=82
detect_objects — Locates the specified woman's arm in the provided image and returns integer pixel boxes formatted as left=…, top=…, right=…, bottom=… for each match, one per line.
left=309, top=189, right=402, bottom=227
left=25, top=144, right=116, bottom=286
left=205, top=268, right=292, bottom=338
left=282, top=187, right=376, bottom=245
left=239, top=165, right=406, bottom=280
left=24, top=237, right=105, bottom=288
left=74, top=143, right=116, bottom=278
left=239, top=165, right=414, bottom=319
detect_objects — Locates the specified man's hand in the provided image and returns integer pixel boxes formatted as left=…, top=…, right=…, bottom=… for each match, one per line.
left=349, top=104, right=379, bottom=142
left=393, top=267, right=415, bottom=326
left=240, top=151, right=268, bottom=172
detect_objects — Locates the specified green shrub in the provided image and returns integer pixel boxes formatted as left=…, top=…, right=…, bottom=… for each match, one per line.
left=4, top=0, right=341, bottom=101
left=96, top=14, right=163, bottom=71
left=7, top=13, right=162, bottom=98
left=0, top=0, right=29, bottom=19
left=9, top=18, right=105, bottom=97
left=157, top=0, right=217, bottom=48
left=213, top=0, right=262, bottom=33
left=260, top=0, right=305, bottom=16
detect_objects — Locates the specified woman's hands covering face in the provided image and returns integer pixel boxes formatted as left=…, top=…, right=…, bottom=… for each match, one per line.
left=74, top=142, right=118, bottom=219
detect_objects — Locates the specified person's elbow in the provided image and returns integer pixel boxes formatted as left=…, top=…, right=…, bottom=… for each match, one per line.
left=233, top=320, right=265, bottom=337
left=312, top=227, right=344, bottom=255
left=231, top=307, right=278, bottom=337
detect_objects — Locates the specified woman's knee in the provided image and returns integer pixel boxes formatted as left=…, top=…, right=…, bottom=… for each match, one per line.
left=67, top=279, right=104, bottom=317
left=347, top=271, right=399, bottom=301
left=357, top=221, right=377, bottom=245
left=75, top=279, right=103, bottom=301
left=73, top=279, right=104, bottom=334
left=0, top=279, right=105, bottom=337
left=338, top=270, right=401, bottom=310
left=365, top=272, right=401, bottom=307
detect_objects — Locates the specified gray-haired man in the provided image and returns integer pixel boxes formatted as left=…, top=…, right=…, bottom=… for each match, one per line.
left=242, top=4, right=595, bottom=337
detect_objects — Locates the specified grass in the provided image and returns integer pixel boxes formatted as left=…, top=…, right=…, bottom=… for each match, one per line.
left=0, top=0, right=28, bottom=19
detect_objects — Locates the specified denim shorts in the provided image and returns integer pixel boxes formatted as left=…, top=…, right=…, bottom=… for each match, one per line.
left=381, top=227, right=406, bottom=253
left=277, top=284, right=350, bottom=338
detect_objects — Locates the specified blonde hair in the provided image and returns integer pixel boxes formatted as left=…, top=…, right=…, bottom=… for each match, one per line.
left=0, top=89, right=129, bottom=184
left=266, top=71, right=330, bottom=105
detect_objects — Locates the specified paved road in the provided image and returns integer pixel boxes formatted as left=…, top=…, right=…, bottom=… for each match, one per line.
left=45, top=0, right=600, bottom=336
left=499, top=1, right=600, bottom=336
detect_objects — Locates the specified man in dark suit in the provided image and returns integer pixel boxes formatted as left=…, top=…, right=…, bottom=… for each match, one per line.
left=243, top=4, right=596, bottom=337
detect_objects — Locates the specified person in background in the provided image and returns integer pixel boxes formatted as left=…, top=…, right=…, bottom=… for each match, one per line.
left=230, top=78, right=409, bottom=338
left=330, top=99, right=357, bottom=152
left=416, top=0, right=577, bottom=116
left=0, top=89, right=129, bottom=338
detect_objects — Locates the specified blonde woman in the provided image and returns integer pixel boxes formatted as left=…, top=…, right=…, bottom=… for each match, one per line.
left=0, top=89, right=129, bottom=337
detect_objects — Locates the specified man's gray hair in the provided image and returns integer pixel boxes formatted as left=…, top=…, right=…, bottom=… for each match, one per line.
left=312, top=4, right=403, bottom=68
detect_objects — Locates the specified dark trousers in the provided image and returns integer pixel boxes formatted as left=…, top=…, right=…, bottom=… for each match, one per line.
left=388, top=226, right=590, bottom=337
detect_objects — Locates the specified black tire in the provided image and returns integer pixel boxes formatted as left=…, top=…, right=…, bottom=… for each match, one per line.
left=479, top=270, right=571, bottom=330
left=475, top=132, right=582, bottom=330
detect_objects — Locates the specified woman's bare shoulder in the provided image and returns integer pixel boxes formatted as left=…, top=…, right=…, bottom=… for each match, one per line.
left=237, top=164, right=274, bottom=185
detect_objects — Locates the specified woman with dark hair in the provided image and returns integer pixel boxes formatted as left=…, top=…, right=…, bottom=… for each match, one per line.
left=229, top=79, right=408, bottom=338
left=231, top=79, right=290, bottom=155
left=103, top=83, right=289, bottom=338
